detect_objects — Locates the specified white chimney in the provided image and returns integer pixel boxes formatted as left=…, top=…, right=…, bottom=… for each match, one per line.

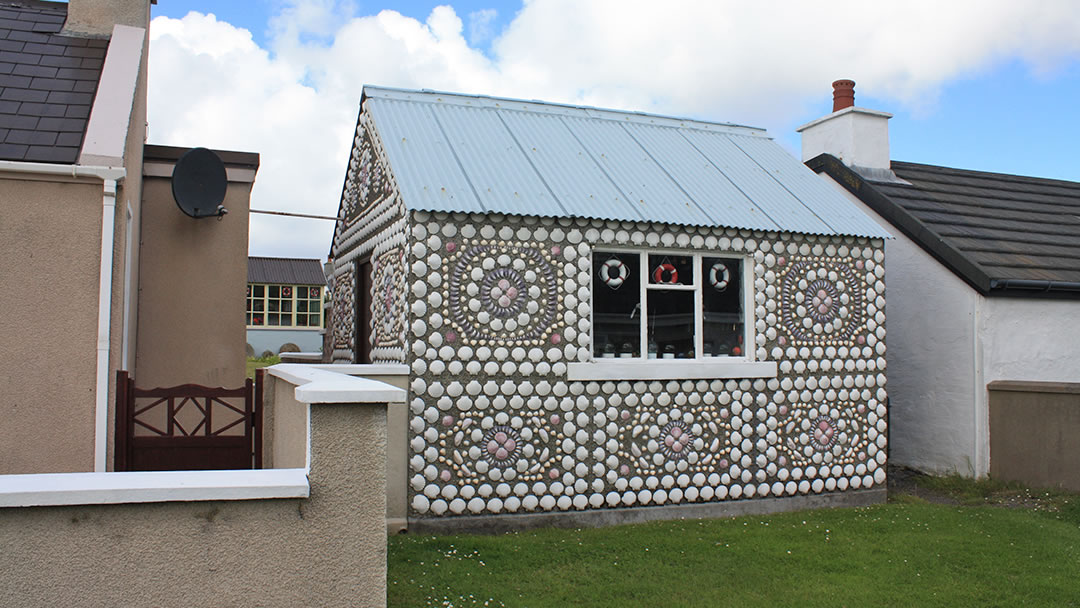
left=797, top=79, right=893, bottom=173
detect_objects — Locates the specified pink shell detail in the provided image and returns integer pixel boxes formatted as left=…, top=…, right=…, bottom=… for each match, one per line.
left=857, top=335, right=866, bottom=345
left=621, top=411, right=630, bottom=420
left=446, top=331, right=457, bottom=343
left=440, top=470, right=451, bottom=481
left=442, top=415, right=455, bottom=427
left=778, top=336, right=787, bottom=346
left=551, top=245, right=561, bottom=255
left=550, top=333, right=562, bottom=344
left=549, top=469, right=559, bottom=479
left=446, top=242, right=457, bottom=252
left=551, top=414, right=560, bottom=425
left=619, top=464, right=630, bottom=474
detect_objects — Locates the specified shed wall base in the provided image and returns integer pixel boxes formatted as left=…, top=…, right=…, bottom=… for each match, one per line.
left=408, top=488, right=886, bottom=535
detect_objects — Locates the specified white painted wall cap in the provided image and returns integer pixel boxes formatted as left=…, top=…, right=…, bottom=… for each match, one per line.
left=268, top=363, right=406, bottom=404
left=795, top=106, right=893, bottom=133
left=0, top=469, right=309, bottom=508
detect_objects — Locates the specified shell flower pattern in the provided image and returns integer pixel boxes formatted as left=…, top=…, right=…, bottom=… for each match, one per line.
left=445, top=242, right=560, bottom=345
left=779, top=257, right=866, bottom=345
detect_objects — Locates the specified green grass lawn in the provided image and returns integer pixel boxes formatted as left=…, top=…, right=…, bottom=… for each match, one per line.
left=389, top=483, right=1080, bottom=607
left=245, top=355, right=279, bottom=379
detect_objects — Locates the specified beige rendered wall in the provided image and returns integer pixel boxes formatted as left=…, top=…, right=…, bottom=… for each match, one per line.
left=0, top=401, right=388, bottom=608
left=134, top=174, right=252, bottom=390
left=989, top=381, right=1080, bottom=491
left=0, top=175, right=106, bottom=474
left=106, top=34, right=149, bottom=469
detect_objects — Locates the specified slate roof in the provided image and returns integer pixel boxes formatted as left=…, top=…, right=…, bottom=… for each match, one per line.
left=807, top=154, right=1080, bottom=297
left=248, top=257, right=327, bottom=286
left=356, top=86, right=891, bottom=239
left=0, top=0, right=108, bottom=164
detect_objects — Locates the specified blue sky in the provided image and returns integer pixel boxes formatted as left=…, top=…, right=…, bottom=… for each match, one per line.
left=147, top=1, right=1080, bottom=258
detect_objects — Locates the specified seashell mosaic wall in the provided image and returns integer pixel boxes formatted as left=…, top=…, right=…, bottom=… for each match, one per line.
left=391, top=212, right=884, bottom=516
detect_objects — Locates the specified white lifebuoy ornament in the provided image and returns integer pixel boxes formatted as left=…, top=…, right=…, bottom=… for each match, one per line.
left=600, top=258, right=628, bottom=289
left=653, top=263, right=678, bottom=284
left=708, top=262, right=730, bottom=291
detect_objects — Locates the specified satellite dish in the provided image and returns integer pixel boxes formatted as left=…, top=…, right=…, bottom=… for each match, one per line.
left=172, top=147, right=228, bottom=218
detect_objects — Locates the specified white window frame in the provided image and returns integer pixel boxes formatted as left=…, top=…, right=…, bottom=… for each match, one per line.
left=568, top=247, right=777, bottom=381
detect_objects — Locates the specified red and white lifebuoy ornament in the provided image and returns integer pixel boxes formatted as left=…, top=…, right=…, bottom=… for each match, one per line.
left=708, top=262, right=730, bottom=291
left=600, top=258, right=628, bottom=289
left=652, top=263, right=678, bottom=284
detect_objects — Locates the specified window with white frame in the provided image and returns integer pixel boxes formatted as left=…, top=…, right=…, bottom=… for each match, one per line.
left=592, top=251, right=744, bottom=360
left=246, top=284, right=323, bottom=328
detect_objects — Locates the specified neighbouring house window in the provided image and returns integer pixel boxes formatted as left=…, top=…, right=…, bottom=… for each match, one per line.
left=246, top=284, right=323, bottom=328
left=593, top=251, right=743, bottom=359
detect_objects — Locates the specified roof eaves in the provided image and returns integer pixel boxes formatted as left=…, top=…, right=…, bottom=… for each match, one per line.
left=807, top=153, right=993, bottom=294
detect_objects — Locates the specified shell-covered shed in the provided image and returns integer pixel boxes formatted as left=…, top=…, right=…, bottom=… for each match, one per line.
left=330, top=86, right=889, bottom=522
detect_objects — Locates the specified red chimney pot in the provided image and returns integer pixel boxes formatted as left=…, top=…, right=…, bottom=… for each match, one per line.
left=832, top=79, right=855, bottom=112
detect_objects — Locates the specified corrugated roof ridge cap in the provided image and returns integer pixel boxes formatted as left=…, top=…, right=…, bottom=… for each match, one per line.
left=361, top=84, right=768, bottom=138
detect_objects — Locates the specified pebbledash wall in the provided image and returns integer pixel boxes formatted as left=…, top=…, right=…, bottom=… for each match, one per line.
left=330, top=113, right=888, bottom=522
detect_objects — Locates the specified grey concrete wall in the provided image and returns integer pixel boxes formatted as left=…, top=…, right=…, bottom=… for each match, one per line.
left=0, top=400, right=388, bottom=608
left=989, top=381, right=1080, bottom=491
left=0, top=176, right=105, bottom=474
left=63, top=0, right=151, bottom=36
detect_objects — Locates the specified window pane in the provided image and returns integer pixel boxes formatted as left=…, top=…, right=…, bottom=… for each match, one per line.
left=254, top=285, right=264, bottom=297
left=268, top=300, right=278, bottom=312
left=593, top=253, right=641, bottom=358
left=648, top=254, right=694, bottom=286
left=269, top=285, right=279, bottom=298
left=298, top=300, right=308, bottom=313
left=297, top=315, right=307, bottom=327
left=253, top=300, right=264, bottom=312
left=282, top=286, right=292, bottom=298
left=246, top=299, right=253, bottom=313
left=702, top=257, right=743, bottom=356
left=648, top=290, right=695, bottom=358
left=309, top=314, right=320, bottom=327
left=310, top=287, right=320, bottom=298
left=268, top=314, right=279, bottom=326
left=251, top=315, right=263, bottom=326
left=281, top=300, right=292, bottom=313
left=297, top=286, right=308, bottom=299
left=246, top=313, right=251, bottom=324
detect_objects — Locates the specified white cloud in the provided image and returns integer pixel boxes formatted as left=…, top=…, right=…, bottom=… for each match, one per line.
left=468, top=8, right=497, bottom=45
left=147, top=0, right=1080, bottom=258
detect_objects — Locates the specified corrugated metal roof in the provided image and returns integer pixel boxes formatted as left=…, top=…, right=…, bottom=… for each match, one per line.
left=248, top=257, right=326, bottom=286
left=361, top=86, right=890, bottom=238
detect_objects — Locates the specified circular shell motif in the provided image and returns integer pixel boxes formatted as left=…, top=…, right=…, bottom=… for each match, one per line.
left=779, top=258, right=865, bottom=344
left=446, top=244, right=559, bottom=345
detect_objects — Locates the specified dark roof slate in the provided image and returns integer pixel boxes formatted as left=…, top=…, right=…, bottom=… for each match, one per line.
left=0, top=0, right=107, bottom=164
left=248, top=257, right=327, bottom=286
left=808, top=155, right=1080, bottom=297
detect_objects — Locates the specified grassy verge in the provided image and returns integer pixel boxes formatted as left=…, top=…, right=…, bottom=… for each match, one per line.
left=246, top=355, right=279, bottom=379
left=389, top=484, right=1080, bottom=607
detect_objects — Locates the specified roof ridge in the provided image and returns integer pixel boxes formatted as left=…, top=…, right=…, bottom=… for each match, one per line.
left=892, top=160, right=1080, bottom=190
left=361, top=84, right=769, bottom=138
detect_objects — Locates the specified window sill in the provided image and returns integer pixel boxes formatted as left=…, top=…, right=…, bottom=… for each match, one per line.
left=566, top=359, right=777, bottom=381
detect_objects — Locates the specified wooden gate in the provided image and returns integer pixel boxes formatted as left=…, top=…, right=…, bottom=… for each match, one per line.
left=114, top=370, right=263, bottom=471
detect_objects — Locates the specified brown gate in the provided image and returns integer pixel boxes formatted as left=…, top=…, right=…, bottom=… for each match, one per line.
left=114, top=370, right=264, bottom=471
